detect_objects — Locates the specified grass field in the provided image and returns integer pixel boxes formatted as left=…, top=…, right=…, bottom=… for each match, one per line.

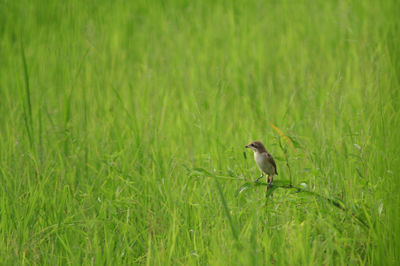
left=1, top=0, right=399, bottom=264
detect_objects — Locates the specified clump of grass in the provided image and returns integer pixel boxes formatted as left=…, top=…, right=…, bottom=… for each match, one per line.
left=0, top=0, right=399, bottom=264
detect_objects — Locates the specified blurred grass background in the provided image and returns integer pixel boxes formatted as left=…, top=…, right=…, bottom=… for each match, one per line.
left=0, top=0, right=399, bottom=264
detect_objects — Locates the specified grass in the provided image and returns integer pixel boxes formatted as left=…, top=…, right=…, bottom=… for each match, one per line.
left=0, top=0, right=399, bottom=264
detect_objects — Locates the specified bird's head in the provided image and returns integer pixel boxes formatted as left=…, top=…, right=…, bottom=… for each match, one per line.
left=245, top=141, right=267, bottom=153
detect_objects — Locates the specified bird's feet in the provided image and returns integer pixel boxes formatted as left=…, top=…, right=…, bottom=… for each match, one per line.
left=267, top=176, right=274, bottom=185
left=254, top=176, right=263, bottom=184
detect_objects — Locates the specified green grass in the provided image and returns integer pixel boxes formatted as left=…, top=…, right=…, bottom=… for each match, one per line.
left=1, top=0, right=399, bottom=264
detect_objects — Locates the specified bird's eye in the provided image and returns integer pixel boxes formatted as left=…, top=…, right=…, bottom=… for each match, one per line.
left=251, top=144, right=255, bottom=147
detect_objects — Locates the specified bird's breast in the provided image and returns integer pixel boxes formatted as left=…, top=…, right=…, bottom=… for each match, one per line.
left=254, top=152, right=274, bottom=174
left=254, top=152, right=265, bottom=165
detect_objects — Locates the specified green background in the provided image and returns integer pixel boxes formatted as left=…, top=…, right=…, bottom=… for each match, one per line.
left=0, top=0, right=399, bottom=264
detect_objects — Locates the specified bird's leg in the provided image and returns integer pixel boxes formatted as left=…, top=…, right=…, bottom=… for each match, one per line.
left=266, top=175, right=273, bottom=195
left=254, top=172, right=264, bottom=183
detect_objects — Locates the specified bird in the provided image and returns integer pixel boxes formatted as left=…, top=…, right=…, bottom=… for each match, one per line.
left=245, top=141, right=278, bottom=186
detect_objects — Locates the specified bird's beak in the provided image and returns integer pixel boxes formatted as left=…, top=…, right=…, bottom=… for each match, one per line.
left=245, top=145, right=249, bottom=148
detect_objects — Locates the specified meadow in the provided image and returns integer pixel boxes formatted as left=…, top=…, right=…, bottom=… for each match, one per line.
left=0, top=0, right=399, bottom=264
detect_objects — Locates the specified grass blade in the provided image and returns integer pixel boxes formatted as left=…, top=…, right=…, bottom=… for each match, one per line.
left=20, top=39, right=33, bottom=148
left=194, top=167, right=239, bottom=240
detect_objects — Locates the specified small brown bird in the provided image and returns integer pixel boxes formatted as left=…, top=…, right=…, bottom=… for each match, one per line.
left=245, top=141, right=278, bottom=185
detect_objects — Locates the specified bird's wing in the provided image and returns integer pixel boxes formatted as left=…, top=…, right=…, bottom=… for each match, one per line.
left=267, top=153, right=278, bottom=175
